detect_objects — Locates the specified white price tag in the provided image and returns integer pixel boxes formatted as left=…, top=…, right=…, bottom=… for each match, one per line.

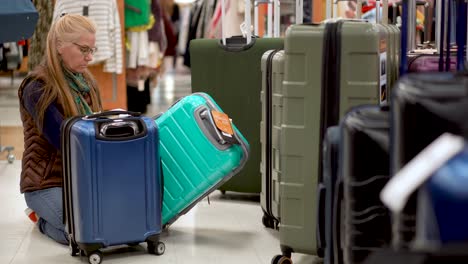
left=380, top=133, right=465, bottom=213
left=138, top=79, right=145, bottom=92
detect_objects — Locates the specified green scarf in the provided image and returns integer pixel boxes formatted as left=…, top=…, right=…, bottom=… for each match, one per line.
left=63, top=69, right=93, bottom=115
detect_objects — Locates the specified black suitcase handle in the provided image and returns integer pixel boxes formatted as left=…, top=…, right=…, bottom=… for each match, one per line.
left=317, top=183, right=326, bottom=256
left=99, top=121, right=140, bottom=138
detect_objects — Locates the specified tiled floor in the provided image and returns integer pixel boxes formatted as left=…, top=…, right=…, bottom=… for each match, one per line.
left=0, top=59, right=320, bottom=264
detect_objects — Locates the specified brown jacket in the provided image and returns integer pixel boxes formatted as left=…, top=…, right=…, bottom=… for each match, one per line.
left=18, top=77, right=63, bottom=193
left=18, top=76, right=96, bottom=193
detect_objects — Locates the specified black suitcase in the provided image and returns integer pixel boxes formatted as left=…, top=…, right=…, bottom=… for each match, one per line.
left=340, top=105, right=392, bottom=264
left=364, top=248, right=468, bottom=264
left=391, top=72, right=468, bottom=249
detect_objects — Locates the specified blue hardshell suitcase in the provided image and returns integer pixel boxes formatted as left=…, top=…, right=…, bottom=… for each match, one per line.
left=62, top=111, right=165, bottom=263
left=154, top=92, right=250, bottom=227
left=417, top=146, right=468, bottom=246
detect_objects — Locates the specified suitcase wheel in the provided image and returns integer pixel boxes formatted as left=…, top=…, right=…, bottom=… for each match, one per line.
left=262, top=214, right=278, bottom=229
left=148, top=241, right=165, bottom=256
left=88, top=250, right=103, bottom=264
left=271, top=255, right=292, bottom=264
left=69, top=242, right=79, bottom=257
left=7, top=153, right=14, bottom=164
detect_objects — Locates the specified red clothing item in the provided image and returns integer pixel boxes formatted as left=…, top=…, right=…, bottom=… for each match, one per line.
left=163, top=12, right=177, bottom=57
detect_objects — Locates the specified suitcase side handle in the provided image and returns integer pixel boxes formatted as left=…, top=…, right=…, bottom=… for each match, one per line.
left=193, top=95, right=250, bottom=172
left=199, top=108, right=237, bottom=146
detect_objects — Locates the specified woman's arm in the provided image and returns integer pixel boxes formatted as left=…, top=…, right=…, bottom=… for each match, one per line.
left=22, top=81, right=64, bottom=150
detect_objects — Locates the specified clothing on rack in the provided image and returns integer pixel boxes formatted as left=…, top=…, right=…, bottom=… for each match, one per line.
left=163, top=10, right=178, bottom=56
left=1, top=42, right=23, bottom=71
left=28, top=0, right=54, bottom=71
left=206, top=0, right=228, bottom=38
left=148, top=0, right=168, bottom=54
left=183, top=0, right=204, bottom=67
left=53, top=0, right=123, bottom=74
left=303, top=0, right=311, bottom=23
left=124, top=0, right=151, bottom=28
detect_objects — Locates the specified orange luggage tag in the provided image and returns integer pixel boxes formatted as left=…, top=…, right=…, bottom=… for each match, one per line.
left=211, top=110, right=236, bottom=143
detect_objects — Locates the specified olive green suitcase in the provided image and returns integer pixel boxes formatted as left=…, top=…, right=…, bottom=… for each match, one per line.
left=260, top=49, right=285, bottom=229
left=190, top=0, right=284, bottom=194
left=372, top=1, right=401, bottom=103
left=271, top=20, right=386, bottom=263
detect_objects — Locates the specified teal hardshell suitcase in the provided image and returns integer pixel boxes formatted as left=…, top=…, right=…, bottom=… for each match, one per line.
left=154, top=93, right=250, bottom=226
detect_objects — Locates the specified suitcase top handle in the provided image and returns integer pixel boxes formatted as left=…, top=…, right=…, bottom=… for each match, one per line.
left=99, top=121, right=140, bottom=138
left=95, top=118, right=148, bottom=141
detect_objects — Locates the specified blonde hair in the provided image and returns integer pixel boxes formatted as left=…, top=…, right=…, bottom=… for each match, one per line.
left=32, top=14, right=102, bottom=129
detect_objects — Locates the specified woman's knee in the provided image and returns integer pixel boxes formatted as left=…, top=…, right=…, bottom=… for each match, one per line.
left=24, top=187, right=64, bottom=230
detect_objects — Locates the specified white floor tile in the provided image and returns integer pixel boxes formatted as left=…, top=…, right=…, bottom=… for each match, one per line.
left=2, top=163, right=319, bottom=264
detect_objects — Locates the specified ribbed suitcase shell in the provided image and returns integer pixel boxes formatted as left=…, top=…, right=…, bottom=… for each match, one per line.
left=190, top=37, right=284, bottom=194
left=260, top=49, right=285, bottom=229
left=155, top=93, right=250, bottom=226
left=62, top=116, right=162, bottom=249
left=278, top=20, right=382, bottom=257
left=341, top=106, right=391, bottom=264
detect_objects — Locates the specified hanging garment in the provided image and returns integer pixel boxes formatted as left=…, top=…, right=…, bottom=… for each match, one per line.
left=148, top=0, right=167, bottom=54
left=53, top=0, right=123, bottom=74
left=2, top=42, right=23, bottom=71
left=127, top=30, right=151, bottom=68
left=28, top=0, right=54, bottom=71
left=183, top=0, right=204, bottom=67
left=162, top=12, right=177, bottom=56
left=200, top=0, right=217, bottom=38
left=124, top=0, right=151, bottom=28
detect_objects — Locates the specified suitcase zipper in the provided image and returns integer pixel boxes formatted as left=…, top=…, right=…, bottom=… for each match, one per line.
left=316, top=21, right=343, bottom=250
left=60, top=116, right=84, bottom=244
left=318, top=21, right=343, bottom=183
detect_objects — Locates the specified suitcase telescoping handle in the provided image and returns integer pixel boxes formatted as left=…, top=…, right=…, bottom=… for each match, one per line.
left=399, top=0, right=418, bottom=75
left=437, top=0, right=465, bottom=72
left=400, top=0, right=466, bottom=74
left=456, top=0, right=467, bottom=71
left=220, top=0, right=252, bottom=46
left=84, top=110, right=141, bottom=119
left=254, top=0, right=281, bottom=38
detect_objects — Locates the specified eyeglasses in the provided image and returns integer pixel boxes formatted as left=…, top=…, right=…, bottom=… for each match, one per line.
left=72, top=42, right=98, bottom=56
